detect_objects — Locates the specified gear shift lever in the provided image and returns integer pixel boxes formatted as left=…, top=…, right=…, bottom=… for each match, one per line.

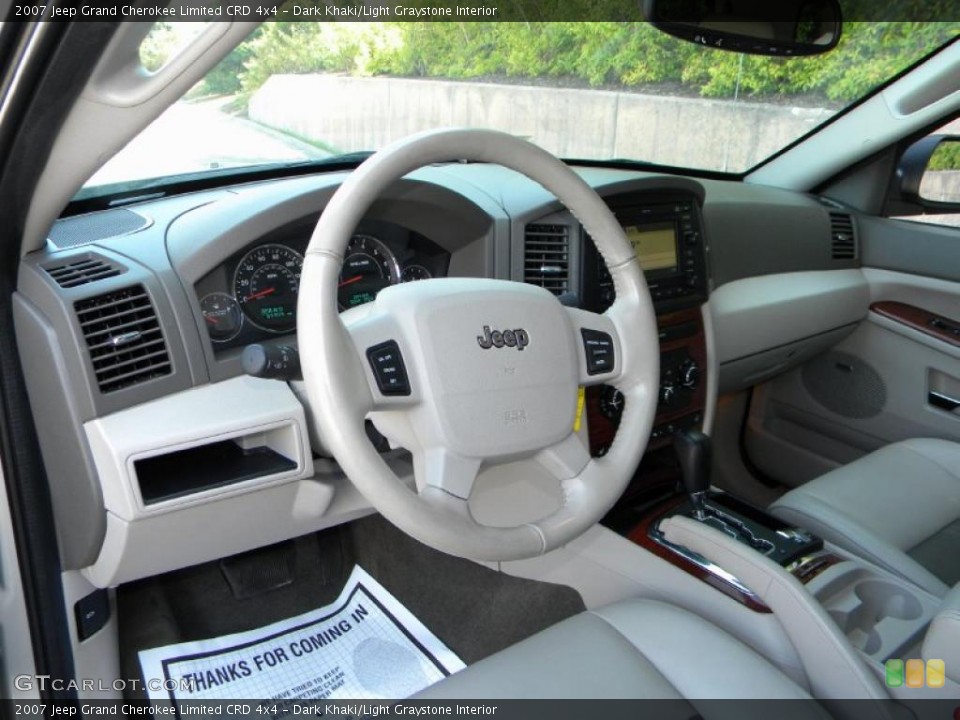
left=674, top=430, right=711, bottom=521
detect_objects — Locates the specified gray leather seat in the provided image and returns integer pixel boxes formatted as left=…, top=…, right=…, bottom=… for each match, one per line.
left=771, top=438, right=960, bottom=597
left=417, top=597, right=826, bottom=709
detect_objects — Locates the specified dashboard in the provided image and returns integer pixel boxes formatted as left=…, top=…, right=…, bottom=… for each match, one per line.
left=15, top=163, right=865, bottom=584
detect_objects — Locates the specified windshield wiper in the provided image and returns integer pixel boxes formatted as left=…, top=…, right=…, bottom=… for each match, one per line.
left=66, top=152, right=377, bottom=215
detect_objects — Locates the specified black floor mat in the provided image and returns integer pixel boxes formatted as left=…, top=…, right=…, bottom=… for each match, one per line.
left=118, top=514, right=585, bottom=699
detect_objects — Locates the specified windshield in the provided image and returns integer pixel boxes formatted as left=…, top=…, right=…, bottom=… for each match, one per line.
left=81, top=21, right=960, bottom=195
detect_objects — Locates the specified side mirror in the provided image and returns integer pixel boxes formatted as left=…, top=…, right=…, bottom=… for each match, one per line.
left=643, top=0, right=842, bottom=56
left=895, top=135, right=960, bottom=210
left=919, top=139, right=960, bottom=205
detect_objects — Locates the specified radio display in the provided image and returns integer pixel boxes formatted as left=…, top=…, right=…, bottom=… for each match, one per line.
left=623, top=222, right=678, bottom=273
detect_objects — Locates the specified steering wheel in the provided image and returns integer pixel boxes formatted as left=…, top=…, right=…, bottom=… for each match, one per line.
left=298, top=129, right=659, bottom=561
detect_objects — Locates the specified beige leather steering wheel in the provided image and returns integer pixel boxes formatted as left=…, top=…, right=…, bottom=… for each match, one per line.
left=298, top=128, right=659, bottom=561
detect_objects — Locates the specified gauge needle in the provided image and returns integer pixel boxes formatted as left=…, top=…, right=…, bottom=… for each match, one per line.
left=204, top=315, right=218, bottom=325
left=338, top=275, right=363, bottom=288
left=244, top=287, right=276, bottom=302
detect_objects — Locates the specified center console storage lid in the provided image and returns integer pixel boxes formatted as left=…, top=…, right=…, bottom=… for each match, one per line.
left=923, top=582, right=960, bottom=683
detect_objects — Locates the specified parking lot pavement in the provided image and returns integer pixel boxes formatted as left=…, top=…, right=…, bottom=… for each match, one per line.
left=86, top=97, right=332, bottom=187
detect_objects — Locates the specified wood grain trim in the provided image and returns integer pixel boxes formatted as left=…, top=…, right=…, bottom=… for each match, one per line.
left=790, top=553, right=844, bottom=585
left=626, top=497, right=839, bottom=610
left=587, top=306, right=707, bottom=456
left=871, top=301, right=960, bottom=348
left=627, top=496, right=773, bottom=614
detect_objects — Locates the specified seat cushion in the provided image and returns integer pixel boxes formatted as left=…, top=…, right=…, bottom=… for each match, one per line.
left=417, top=597, right=822, bottom=707
left=771, top=438, right=960, bottom=597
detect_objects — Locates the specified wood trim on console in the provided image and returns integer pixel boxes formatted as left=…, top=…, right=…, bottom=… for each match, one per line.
left=789, top=553, right=844, bottom=585
left=656, top=306, right=708, bottom=424
left=587, top=306, right=707, bottom=456
left=626, top=498, right=844, bottom=614
left=871, top=301, right=960, bottom=348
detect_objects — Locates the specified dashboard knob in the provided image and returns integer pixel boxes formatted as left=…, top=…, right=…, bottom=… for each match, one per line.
left=680, top=361, right=700, bottom=389
left=659, top=382, right=677, bottom=406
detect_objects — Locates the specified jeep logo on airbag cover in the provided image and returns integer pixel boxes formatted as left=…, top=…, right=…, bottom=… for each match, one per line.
left=477, top=325, right=529, bottom=351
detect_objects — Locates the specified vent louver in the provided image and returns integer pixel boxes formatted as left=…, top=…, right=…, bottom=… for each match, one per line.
left=44, top=256, right=122, bottom=288
left=524, top=223, right=570, bottom=295
left=75, top=285, right=171, bottom=394
left=829, top=212, right=857, bottom=260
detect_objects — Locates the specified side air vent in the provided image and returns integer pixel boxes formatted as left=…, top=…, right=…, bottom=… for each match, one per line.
left=75, top=285, right=171, bottom=394
left=829, top=212, right=857, bottom=260
left=43, top=255, right=123, bottom=289
left=524, top=223, right=570, bottom=295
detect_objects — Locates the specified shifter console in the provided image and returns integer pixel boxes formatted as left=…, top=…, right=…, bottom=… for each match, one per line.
left=674, top=429, right=710, bottom=519
left=640, top=430, right=825, bottom=608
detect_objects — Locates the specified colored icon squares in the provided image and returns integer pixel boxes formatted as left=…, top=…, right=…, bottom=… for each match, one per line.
left=927, top=659, right=945, bottom=689
left=885, top=659, right=946, bottom=688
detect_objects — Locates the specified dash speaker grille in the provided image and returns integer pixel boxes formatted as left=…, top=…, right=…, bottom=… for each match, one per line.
left=49, top=209, right=150, bottom=249
left=801, top=351, right=886, bottom=419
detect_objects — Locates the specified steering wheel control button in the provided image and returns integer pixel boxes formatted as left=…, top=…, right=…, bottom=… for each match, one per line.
left=367, top=340, right=410, bottom=396
left=581, top=329, right=615, bottom=375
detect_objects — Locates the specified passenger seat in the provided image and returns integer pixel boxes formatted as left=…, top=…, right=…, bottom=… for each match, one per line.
left=770, top=438, right=960, bottom=597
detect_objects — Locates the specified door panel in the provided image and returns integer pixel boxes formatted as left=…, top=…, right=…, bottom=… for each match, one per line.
left=744, top=220, right=960, bottom=489
left=0, top=462, right=38, bottom=699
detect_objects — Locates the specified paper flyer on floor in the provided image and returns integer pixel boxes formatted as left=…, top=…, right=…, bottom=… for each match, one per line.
left=138, top=565, right=465, bottom=703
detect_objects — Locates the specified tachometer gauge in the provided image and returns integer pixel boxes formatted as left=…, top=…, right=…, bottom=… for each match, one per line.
left=338, top=234, right=400, bottom=310
left=402, top=264, right=432, bottom=282
left=199, top=292, right=242, bottom=343
left=234, top=244, right=303, bottom=333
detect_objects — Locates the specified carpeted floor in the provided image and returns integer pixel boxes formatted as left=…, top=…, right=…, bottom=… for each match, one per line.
left=117, top=514, right=585, bottom=698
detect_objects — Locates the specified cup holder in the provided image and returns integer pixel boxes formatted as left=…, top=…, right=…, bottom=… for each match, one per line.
left=854, top=580, right=923, bottom=621
left=826, top=580, right=924, bottom=656
left=828, top=609, right=882, bottom=654
left=816, top=568, right=933, bottom=661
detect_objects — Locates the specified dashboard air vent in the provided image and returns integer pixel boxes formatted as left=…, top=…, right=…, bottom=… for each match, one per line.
left=829, top=212, right=857, bottom=260
left=524, top=223, right=570, bottom=295
left=74, top=285, right=171, bottom=394
left=44, top=255, right=123, bottom=289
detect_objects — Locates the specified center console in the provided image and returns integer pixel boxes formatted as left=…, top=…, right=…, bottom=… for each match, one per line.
left=580, top=191, right=710, bottom=456
left=623, top=430, right=948, bottom=699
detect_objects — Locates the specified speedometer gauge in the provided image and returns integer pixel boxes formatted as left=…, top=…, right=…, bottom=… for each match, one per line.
left=338, top=234, right=400, bottom=310
left=234, top=244, right=303, bottom=333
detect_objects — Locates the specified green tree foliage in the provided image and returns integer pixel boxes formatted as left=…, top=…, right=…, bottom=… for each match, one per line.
left=928, top=141, right=960, bottom=172
left=165, top=21, right=958, bottom=104
left=198, top=30, right=262, bottom=96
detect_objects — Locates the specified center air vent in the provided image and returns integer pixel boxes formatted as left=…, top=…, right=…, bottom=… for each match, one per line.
left=829, top=212, right=857, bottom=260
left=75, top=285, right=171, bottom=394
left=524, top=223, right=570, bottom=295
left=44, top=255, right=123, bottom=289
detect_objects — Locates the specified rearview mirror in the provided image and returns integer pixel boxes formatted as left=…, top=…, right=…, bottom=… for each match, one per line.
left=643, top=0, right=842, bottom=56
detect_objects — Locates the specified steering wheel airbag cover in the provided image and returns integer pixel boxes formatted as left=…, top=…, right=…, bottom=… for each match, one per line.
left=298, top=128, right=659, bottom=560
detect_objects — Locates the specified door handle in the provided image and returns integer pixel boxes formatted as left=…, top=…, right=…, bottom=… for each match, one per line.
left=929, top=390, right=960, bottom=412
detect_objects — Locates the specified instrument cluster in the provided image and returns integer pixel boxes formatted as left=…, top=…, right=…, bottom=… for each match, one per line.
left=194, top=220, right=449, bottom=351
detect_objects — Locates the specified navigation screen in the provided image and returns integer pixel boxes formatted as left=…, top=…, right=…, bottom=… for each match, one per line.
left=623, top=222, right=678, bottom=272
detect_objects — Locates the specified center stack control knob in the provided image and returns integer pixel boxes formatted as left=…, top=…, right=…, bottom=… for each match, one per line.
left=659, top=381, right=677, bottom=406
left=679, top=360, right=700, bottom=389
